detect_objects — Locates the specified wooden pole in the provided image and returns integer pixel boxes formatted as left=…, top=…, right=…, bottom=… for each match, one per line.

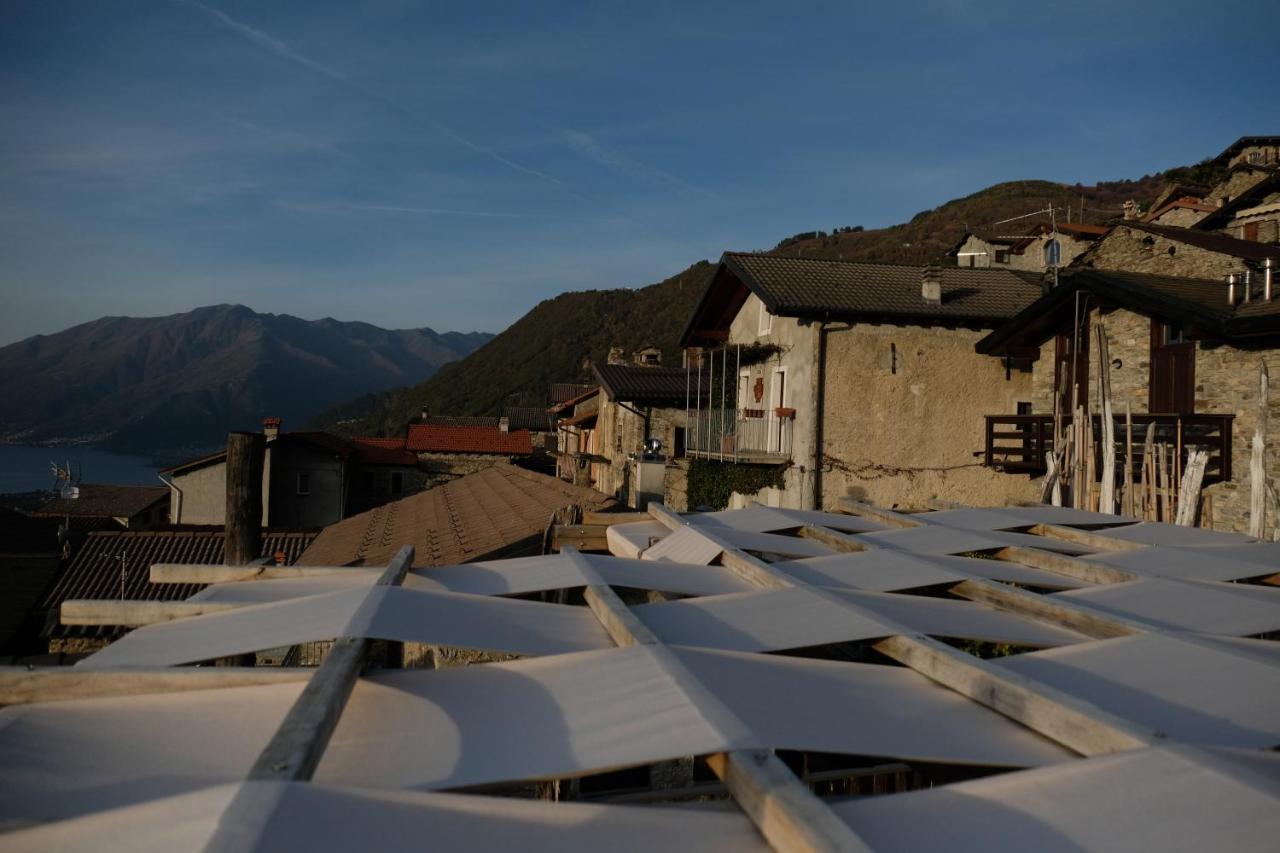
left=1123, top=404, right=1134, bottom=518
left=1250, top=361, right=1269, bottom=539
left=1097, top=327, right=1115, bottom=514
left=1139, top=423, right=1155, bottom=520
left=225, top=431, right=266, bottom=566
left=1175, top=449, right=1208, bottom=527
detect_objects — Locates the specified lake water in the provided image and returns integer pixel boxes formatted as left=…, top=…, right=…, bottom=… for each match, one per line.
left=0, top=445, right=161, bottom=494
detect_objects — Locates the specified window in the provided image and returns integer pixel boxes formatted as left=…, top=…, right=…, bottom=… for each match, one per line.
left=994, top=250, right=1009, bottom=264
left=296, top=473, right=310, bottom=495
left=1243, top=221, right=1259, bottom=242
left=390, top=472, right=403, bottom=495
left=1162, top=323, right=1187, bottom=345
left=1043, top=238, right=1061, bottom=268
left=758, top=303, right=772, bottom=336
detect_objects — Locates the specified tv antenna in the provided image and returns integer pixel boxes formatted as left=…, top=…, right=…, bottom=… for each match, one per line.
left=50, top=459, right=82, bottom=500
left=992, top=205, right=1062, bottom=288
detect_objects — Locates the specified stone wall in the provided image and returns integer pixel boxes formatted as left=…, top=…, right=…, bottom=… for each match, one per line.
left=592, top=395, right=686, bottom=506
left=1082, top=225, right=1245, bottom=279
left=819, top=322, right=1037, bottom=510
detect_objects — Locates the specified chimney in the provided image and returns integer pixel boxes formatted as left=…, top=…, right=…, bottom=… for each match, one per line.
left=607, top=345, right=626, bottom=365
left=262, top=417, right=281, bottom=441
left=1227, top=273, right=1238, bottom=306
left=499, top=416, right=510, bottom=433
left=1122, top=200, right=1138, bottom=220
left=1265, top=258, right=1274, bottom=302
left=420, top=406, right=430, bottom=423
left=921, top=265, right=943, bottom=305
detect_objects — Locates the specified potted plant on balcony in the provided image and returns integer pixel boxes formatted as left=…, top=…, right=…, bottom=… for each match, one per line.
left=774, top=406, right=796, bottom=419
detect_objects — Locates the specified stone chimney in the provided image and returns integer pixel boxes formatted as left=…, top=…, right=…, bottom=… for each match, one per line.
left=921, top=265, right=943, bottom=305
left=1122, top=200, right=1139, bottom=220
left=499, top=416, right=510, bottom=433
left=607, top=345, right=626, bottom=365
left=262, top=417, right=282, bottom=441
left=420, top=406, right=430, bottom=422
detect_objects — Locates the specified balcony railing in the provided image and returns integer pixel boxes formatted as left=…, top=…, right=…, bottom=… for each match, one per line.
left=984, top=413, right=1234, bottom=484
left=687, top=408, right=793, bottom=463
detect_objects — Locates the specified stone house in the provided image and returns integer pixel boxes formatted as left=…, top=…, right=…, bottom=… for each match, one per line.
left=550, top=386, right=602, bottom=488
left=1073, top=221, right=1280, bottom=280
left=975, top=266, right=1280, bottom=533
left=950, top=222, right=1107, bottom=272
left=1193, top=173, right=1280, bottom=244
left=679, top=253, right=1047, bottom=510
left=405, top=419, right=535, bottom=483
left=1216, top=136, right=1280, bottom=170
left=31, top=484, right=170, bottom=532
left=589, top=362, right=701, bottom=508
left=162, top=419, right=421, bottom=527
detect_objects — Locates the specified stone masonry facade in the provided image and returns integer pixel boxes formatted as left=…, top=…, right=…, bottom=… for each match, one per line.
left=1082, top=225, right=1250, bottom=279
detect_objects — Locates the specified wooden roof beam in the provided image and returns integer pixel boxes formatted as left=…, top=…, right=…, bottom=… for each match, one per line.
left=835, top=498, right=924, bottom=529
left=60, top=599, right=245, bottom=627
left=0, top=666, right=313, bottom=706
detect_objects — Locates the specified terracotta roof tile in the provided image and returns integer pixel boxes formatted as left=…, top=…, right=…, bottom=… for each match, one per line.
left=298, top=464, right=613, bottom=568
left=349, top=437, right=417, bottom=466
left=406, top=424, right=533, bottom=455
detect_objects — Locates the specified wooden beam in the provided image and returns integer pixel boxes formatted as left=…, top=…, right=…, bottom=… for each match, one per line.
left=1250, top=360, right=1269, bottom=538
left=566, top=547, right=866, bottom=852
left=795, top=525, right=866, bottom=553
left=948, top=578, right=1140, bottom=640
left=247, top=545, right=413, bottom=782
left=647, top=502, right=687, bottom=531
left=992, top=545, right=1139, bottom=586
left=718, top=548, right=792, bottom=591
left=582, top=510, right=653, bottom=526
left=150, top=563, right=367, bottom=584
left=0, top=666, right=312, bottom=706
left=706, top=751, right=874, bottom=853
left=871, top=634, right=1156, bottom=756
left=551, top=524, right=611, bottom=552
left=1024, top=523, right=1146, bottom=553
left=60, top=599, right=245, bottom=626
left=225, top=431, right=266, bottom=566
left=835, top=498, right=923, bottom=529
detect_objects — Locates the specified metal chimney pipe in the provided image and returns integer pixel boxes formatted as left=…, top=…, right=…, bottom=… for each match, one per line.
left=1227, top=273, right=1238, bottom=306
left=1242, top=269, right=1252, bottom=303
left=1266, top=258, right=1275, bottom=302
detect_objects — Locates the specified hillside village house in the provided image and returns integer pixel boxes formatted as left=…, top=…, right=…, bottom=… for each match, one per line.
left=162, top=419, right=419, bottom=528
left=950, top=221, right=1108, bottom=271
left=679, top=253, right=1048, bottom=510
left=407, top=416, right=537, bottom=480
left=976, top=265, right=1280, bottom=533
left=551, top=386, right=603, bottom=488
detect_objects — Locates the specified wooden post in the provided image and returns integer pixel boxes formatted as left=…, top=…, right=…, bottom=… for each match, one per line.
left=1250, top=361, right=1269, bottom=539
left=1176, top=449, right=1208, bottom=527
left=1140, top=422, right=1155, bottom=520
left=1123, top=404, right=1134, bottom=518
left=1097, top=327, right=1116, bottom=514
left=225, top=431, right=266, bottom=566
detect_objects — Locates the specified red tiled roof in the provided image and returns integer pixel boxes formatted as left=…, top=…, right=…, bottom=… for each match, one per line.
left=406, top=423, right=534, bottom=455
left=349, top=437, right=417, bottom=466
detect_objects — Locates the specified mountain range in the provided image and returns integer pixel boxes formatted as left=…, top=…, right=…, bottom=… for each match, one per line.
left=0, top=305, right=490, bottom=460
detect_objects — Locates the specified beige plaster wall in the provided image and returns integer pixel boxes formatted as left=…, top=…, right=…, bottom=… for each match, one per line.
left=819, top=322, right=1036, bottom=510
left=171, top=463, right=226, bottom=525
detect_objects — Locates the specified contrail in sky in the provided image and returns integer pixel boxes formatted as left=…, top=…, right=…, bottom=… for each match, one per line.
left=280, top=200, right=540, bottom=219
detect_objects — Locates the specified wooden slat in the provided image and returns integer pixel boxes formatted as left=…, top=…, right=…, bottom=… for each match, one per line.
left=835, top=497, right=923, bottom=529
left=949, top=578, right=1140, bottom=640
left=566, top=548, right=865, bottom=852
left=992, top=546, right=1139, bottom=586
left=1024, top=523, right=1146, bottom=552
left=551, top=524, right=611, bottom=552
left=60, top=599, right=244, bottom=626
left=706, top=751, right=874, bottom=853
left=150, top=563, right=367, bottom=584
left=247, top=545, right=414, bottom=782
left=871, top=634, right=1156, bottom=756
left=718, top=548, right=792, bottom=591
left=795, top=524, right=866, bottom=553
left=0, top=666, right=312, bottom=706
left=582, top=511, right=653, bottom=526
left=647, top=502, right=687, bottom=531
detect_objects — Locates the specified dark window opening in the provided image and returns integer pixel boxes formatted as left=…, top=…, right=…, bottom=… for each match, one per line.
left=296, top=473, right=310, bottom=495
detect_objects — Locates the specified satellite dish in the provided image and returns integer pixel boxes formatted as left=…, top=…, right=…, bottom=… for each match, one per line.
left=60, top=485, right=80, bottom=500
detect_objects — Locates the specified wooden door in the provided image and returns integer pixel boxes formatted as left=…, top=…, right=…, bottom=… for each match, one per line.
left=1150, top=321, right=1195, bottom=413
left=768, top=369, right=786, bottom=452
left=1052, top=319, right=1089, bottom=416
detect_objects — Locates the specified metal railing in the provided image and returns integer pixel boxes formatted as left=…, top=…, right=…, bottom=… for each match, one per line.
left=686, top=408, right=794, bottom=462
left=983, top=413, right=1234, bottom=484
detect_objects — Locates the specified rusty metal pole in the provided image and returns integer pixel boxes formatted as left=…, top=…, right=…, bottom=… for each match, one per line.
left=225, top=431, right=266, bottom=566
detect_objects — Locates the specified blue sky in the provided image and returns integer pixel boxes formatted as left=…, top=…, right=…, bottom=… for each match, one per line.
left=1, top=1, right=1277, bottom=345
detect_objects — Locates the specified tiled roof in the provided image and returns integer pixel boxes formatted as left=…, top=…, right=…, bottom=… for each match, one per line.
left=593, top=363, right=709, bottom=405
left=1142, top=197, right=1219, bottom=222
left=298, top=463, right=613, bottom=568
left=32, top=484, right=169, bottom=520
left=550, top=383, right=594, bottom=404
left=1116, top=222, right=1280, bottom=262
left=978, top=268, right=1280, bottom=355
left=420, top=415, right=502, bottom=429
left=503, top=406, right=555, bottom=432
left=721, top=252, right=1045, bottom=324
left=40, top=528, right=317, bottom=640
left=0, top=507, right=60, bottom=554
left=406, top=423, right=534, bottom=455
left=348, top=437, right=417, bottom=466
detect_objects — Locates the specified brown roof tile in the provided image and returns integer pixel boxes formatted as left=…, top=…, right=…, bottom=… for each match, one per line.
left=593, top=363, right=710, bottom=405
left=297, top=464, right=613, bottom=568
left=406, top=424, right=533, bottom=455
left=32, top=484, right=169, bottom=520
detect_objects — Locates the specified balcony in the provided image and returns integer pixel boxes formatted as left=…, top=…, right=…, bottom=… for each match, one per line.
left=983, top=413, right=1234, bottom=484
left=686, top=408, right=793, bottom=464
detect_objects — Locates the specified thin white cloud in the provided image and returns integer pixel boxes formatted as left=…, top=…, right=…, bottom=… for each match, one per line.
left=178, top=1, right=563, bottom=186
left=561, top=128, right=718, bottom=200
